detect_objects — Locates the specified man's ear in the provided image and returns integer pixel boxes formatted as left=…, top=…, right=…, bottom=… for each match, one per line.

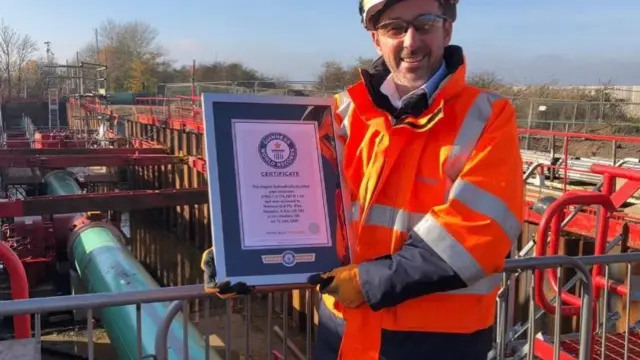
left=371, top=31, right=383, bottom=55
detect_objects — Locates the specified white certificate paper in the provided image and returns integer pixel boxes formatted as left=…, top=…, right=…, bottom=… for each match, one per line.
left=232, top=119, right=332, bottom=250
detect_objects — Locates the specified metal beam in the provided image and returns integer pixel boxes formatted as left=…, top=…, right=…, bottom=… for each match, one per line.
left=3, top=173, right=119, bottom=185
left=1, top=139, right=124, bottom=147
left=0, top=148, right=167, bottom=156
left=0, top=154, right=183, bottom=168
left=0, top=188, right=208, bottom=217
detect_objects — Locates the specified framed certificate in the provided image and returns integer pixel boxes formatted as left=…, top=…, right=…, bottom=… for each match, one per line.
left=201, top=92, right=344, bottom=287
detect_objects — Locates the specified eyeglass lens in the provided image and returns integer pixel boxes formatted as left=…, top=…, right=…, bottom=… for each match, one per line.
left=377, top=14, right=445, bottom=38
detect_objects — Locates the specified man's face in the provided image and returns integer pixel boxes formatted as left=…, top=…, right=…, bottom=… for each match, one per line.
left=371, top=0, right=452, bottom=90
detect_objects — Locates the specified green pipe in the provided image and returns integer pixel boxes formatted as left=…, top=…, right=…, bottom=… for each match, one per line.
left=44, top=170, right=83, bottom=196
left=70, top=225, right=214, bottom=359
left=44, top=170, right=219, bottom=360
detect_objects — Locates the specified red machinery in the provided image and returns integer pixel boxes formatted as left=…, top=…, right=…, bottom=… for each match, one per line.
left=2, top=216, right=56, bottom=285
left=534, top=164, right=640, bottom=359
left=0, top=103, right=207, bottom=290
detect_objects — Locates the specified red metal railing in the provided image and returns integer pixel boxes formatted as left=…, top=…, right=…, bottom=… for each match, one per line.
left=134, top=96, right=203, bottom=133
left=519, top=128, right=640, bottom=193
left=0, top=242, right=31, bottom=339
left=533, top=164, right=640, bottom=357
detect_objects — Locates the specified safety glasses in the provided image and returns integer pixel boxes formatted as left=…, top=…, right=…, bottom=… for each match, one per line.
left=375, top=13, right=447, bottom=39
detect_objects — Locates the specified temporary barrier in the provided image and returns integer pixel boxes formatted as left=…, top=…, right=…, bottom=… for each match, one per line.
left=3, top=252, right=640, bottom=359
left=0, top=254, right=610, bottom=360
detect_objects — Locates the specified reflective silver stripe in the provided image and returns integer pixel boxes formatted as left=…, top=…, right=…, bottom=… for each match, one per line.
left=413, top=214, right=486, bottom=285
left=352, top=201, right=424, bottom=232
left=353, top=201, right=505, bottom=294
left=353, top=180, right=522, bottom=243
left=447, top=274, right=502, bottom=294
left=350, top=91, right=513, bottom=292
left=444, top=91, right=503, bottom=183
left=449, top=179, right=522, bottom=243
left=336, top=91, right=352, bottom=138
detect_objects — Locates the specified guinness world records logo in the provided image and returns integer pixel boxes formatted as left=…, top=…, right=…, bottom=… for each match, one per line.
left=258, top=132, right=297, bottom=169
left=281, top=251, right=297, bottom=267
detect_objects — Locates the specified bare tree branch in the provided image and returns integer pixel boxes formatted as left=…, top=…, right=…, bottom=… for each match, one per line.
left=15, top=34, right=38, bottom=96
left=0, top=19, right=20, bottom=96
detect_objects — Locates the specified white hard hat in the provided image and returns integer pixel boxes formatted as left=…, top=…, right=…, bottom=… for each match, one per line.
left=359, top=0, right=459, bottom=30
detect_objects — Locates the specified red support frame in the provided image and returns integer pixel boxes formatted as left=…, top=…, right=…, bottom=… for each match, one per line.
left=0, top=188, right=208, bottom=217
left=0, top=147, right=167, bottom=156
left=0, top=154, right=183, bottom=168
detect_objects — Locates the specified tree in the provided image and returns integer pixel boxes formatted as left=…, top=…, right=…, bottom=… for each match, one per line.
left=128, top=58, right=148, bottom=93
left=467, top=71, right=504, bottom=91
left=0, top=20, right=19, bottom=96
left=315, top=57, right=375, bottom=91
left=0, top=20, right=39, bottom=98
left=20, top=59, right=42, bottom=97
left=77, top=19, right=165, bottom=92
left=15, top=34, right=38, bottom=95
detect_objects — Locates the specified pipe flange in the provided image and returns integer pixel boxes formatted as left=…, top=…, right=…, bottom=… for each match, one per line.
left=66, top=221, right=125, bottom=266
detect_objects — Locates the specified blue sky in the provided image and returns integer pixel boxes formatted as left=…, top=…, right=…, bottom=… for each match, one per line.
left=4, top=0, right=640, bottom=85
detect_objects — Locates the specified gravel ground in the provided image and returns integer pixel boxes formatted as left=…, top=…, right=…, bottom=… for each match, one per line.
left=41, top=327, right=115, bottom=360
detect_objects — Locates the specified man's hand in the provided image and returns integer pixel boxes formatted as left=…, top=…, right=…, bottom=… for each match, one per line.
left=201, top=248, right=254, bottom=298
left=307, top=264, right=365, bottom=308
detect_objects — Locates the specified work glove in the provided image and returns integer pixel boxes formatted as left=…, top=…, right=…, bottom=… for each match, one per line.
left=201, top=248, right=254, bottom=299
left=307, top=264, right=365, bottom=308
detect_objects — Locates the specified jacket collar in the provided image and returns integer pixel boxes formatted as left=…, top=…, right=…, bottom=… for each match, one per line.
left=349, top=45, right=468, bottom=126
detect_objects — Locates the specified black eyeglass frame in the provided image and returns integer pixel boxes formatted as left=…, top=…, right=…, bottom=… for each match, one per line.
left=375, top=13, right=449, bottom=38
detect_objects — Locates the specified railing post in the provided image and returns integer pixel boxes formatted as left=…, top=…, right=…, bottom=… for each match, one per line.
left=154, top=300, right=184, bottom=360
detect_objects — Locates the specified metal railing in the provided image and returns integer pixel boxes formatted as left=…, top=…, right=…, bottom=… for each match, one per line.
left=3, top=175, right=640, bottom=359
left=0, top=254, right=628, bottom=360
left=0, top=283, right=316, bottom=360
left=493, top=252, right=640, bottom=360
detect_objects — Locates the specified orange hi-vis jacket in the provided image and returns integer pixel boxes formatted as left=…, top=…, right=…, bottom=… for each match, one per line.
left=323, top=45, right=524, bottom=359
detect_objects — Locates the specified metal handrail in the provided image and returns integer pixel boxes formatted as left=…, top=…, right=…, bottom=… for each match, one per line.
left=503, top=255, right=593, bottom=360
left=0, top=284, right=205, bottom=316
left=154, top=300, right=187, bottom=360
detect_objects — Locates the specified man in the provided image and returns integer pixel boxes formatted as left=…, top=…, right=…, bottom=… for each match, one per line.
left=309, top=0, right=524, bottom=359
left=202, top=0, right=523, bottom=358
